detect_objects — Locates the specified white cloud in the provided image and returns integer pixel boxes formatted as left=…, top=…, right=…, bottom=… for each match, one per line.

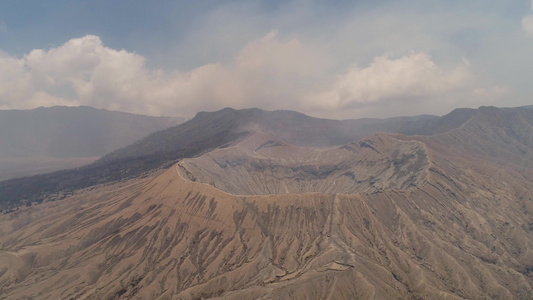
left=0, top=33, right=504, bottom=118
left=0, top=33, right=324, bottom=116
left=307, top=53, right=472, bottom=111
left=522, top=1, right=533, bottom=36
left=523, top=15, right=533, bottom=36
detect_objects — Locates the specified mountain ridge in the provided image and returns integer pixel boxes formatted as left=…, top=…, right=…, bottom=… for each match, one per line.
left=0, top=105, right=521, bottom=210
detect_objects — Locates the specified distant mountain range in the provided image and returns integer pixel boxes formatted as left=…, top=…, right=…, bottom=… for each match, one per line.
left=0, top=106, right=183, bottom=180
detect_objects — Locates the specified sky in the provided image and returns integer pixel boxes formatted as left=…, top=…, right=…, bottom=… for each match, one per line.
left=0, top=0, right=532, bottom=119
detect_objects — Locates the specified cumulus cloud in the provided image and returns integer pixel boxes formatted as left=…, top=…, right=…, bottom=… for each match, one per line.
left=307, top=53, right=472, bottom=111
left=0, top=33, right=325, bottom=116
left=0, top=33, right=502, bottom=118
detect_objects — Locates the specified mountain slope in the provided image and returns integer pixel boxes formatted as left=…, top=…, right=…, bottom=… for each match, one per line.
left=0, top=106, right=486, bottom=210
left=0, top=106, right=183, bottom=180
left=1, top=128, right=533, bottom=299
left=426, top=106, right=533, bottom=173
left=99, top=107, right=438, bottom=163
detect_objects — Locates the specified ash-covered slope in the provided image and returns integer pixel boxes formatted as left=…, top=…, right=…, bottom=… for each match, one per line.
left=178, top=132, right=429, bottom=195
left=2, top=126, right=533, bottom=299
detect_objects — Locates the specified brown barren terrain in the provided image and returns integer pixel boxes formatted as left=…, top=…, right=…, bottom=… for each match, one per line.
left=2, top=123, right=533, bottom=299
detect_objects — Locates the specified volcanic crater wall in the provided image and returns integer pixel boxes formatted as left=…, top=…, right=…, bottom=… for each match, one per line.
left=177, top=132, right=430, bottom=195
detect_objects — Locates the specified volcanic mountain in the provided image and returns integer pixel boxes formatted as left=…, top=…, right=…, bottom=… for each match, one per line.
left=1, top=106, right=533, bottom=299
left=0, top=107, right=454, bottom=209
